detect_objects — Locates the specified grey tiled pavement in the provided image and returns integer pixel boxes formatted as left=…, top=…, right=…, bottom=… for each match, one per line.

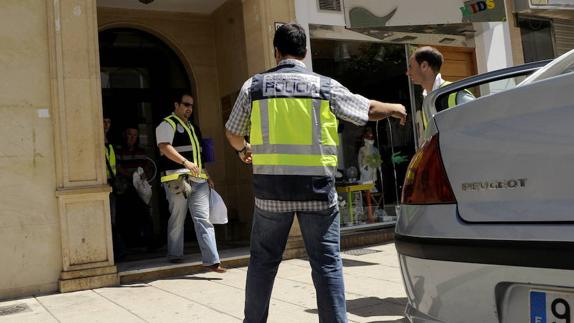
left=0, top=242, right=407, bottom=323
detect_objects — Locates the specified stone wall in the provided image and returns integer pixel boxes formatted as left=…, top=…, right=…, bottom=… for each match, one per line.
left=0, top=0, right=62, bottom=300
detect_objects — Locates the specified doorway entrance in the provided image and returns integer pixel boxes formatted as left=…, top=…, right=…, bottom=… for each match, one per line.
left=99, top=28, right=198, bottom=261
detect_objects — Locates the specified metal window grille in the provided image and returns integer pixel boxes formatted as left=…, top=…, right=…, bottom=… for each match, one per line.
left=318, top=0, right=342, bottom=12
left=554, top=19, right=574, bottom=56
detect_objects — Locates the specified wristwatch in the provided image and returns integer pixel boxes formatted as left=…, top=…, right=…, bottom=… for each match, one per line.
left=236, top=146, right=247, bottom=154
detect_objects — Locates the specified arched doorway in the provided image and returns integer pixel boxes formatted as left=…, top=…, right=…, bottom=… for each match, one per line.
left=98, top=28, right=194, bottom=261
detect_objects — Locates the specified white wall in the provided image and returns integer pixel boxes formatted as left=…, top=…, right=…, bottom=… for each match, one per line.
left=294, top=0, right=347, bottom=69
left=473, top=21, right=517, bottom=95
left=473, top=22, right=514, bottom=73
left=295, top=0, right=345, bottom=27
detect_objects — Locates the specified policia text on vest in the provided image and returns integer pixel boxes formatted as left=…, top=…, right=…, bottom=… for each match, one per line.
left=249, top=65, right=339, bottom=201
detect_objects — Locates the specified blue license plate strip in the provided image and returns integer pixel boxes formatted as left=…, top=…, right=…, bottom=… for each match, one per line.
left=530, top=289, right=574, bottom=323
left=530, top=291, right=547, bottom=323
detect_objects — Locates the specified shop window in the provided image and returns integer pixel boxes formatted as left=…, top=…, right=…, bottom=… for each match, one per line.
left=311, top=39, right=414, bottom=227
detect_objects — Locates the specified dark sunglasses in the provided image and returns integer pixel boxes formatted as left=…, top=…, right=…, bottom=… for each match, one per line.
left=180, top=102, right=193, bottom=108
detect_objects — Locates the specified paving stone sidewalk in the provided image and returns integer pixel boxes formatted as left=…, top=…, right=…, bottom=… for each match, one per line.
left=0, top=243, right=407, bottom=323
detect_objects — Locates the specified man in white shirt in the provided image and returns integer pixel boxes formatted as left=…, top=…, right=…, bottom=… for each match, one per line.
left=155, top=93, right=224, bottom=272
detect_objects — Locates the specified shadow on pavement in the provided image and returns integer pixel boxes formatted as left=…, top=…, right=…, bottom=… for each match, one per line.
left=342, top=258, right=379, bottom=267
left=117, top=284, right=149, bottom=288
left=367, top=319, right=408, bottom=323
left=305, top=296, right=407, bottom=318
left=163, top=276, right=224, bottom=281
left=347, top=296, right=407, bottom=318
left=351, top=296, right=408, bottom=307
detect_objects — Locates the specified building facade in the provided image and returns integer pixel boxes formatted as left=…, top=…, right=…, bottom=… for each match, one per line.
left=0, top=0, right=294, bottom=300
left=0, top=0, right=572, bottom=300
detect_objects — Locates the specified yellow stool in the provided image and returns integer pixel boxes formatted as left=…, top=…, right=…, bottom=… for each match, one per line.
left=336, top=183, right=375, bottom=225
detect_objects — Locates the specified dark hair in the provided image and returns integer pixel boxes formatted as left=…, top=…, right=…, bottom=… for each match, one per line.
left=173, top=91, right=193, bottom=104
left=273, top=23, right=307, bottom=58
left=414, top=46, right=443, bottom=73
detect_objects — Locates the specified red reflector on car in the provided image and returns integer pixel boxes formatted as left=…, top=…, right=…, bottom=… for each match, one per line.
left=401, top=135, right=456, bottom=204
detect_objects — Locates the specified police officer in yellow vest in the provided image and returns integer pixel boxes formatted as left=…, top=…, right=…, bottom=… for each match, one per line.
left=225, top=23, right=407, bottom=323
left=104, top=117, right=116, bottom=181
left=406, top=46, right=475, bottom=130
left=156, top=93, right=225, bottom=272
left=104, top=116, right=126, bottom=260
left=104, top=116, right=116, bottom=221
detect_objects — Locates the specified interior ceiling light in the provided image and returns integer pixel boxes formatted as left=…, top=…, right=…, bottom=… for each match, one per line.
left=139, top=0, right=154, bottom=4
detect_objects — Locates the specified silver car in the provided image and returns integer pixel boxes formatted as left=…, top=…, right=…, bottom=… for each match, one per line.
left=397, top=49, right=574, bottom=323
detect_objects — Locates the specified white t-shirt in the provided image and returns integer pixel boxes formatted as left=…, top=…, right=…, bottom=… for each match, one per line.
left=156, top=121, right=177, bottom=147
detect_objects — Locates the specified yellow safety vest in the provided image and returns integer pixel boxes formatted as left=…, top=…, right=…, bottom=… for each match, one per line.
left=250, top=97, right=339, bottom=173
left=421, top=81, right=463, bottom=130
left=105, top=143, right=116, bottom=179
left=248, top=63, right=339, bottom=201
left=159, top=114, right=208, bottom=183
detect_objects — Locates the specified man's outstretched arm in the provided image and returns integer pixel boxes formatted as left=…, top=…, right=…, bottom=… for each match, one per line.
left=368, top=100, right=407, bottom=124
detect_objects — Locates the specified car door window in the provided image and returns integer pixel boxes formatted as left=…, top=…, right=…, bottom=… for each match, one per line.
left=434, top=66, right=545, bottom=113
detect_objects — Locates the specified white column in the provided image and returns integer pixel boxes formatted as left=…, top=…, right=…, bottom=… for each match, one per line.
left=294, top=0, right=314, bottom=69
left=474, top=21, right=518, bottom=95
left=473, top=22, right=515, bottom=73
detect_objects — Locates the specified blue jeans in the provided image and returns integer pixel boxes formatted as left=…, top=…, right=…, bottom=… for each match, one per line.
left=164, top=181, right=220, bottom=265
left=244, top=206, right=347, bottom=323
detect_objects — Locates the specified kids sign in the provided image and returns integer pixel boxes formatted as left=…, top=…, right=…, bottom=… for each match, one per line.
left=460, top=0, right=507, bottom=22
left=344, top=0, right=507, bottom=29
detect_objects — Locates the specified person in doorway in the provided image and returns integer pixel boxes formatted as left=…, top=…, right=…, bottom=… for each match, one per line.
left=406, top=46, right=474, bottom=130
left=104, top=116, right=126, bottom=260
left=116, top=127, right=156, bottom=251
left=155, top=93, right=225, bottom=272
left=104, top=117, right=116, bottom=185
left=225, top=23, right=407, bottom=323
left=117, top=127, right=148, bottom=177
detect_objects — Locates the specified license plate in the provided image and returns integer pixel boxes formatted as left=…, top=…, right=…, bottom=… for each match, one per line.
left=531, top=290, right=574, bottom=323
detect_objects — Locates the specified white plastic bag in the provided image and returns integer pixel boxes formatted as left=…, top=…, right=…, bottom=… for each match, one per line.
left=209, top=189, right=228, bottom=224
left=132, top=167, right=152, bottom=205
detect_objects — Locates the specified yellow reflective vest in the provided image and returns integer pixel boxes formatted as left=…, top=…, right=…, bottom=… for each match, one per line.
left=421, top=80, right=472, bottom=130
left=248, top=63, right=339, bottom=201
left=105, top=143, right=116, bottom=179
left=159, top=114, right=207, bottom=183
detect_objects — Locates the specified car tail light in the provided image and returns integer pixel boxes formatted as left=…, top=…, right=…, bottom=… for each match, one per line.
left=402, top=134, right=456, bottom=204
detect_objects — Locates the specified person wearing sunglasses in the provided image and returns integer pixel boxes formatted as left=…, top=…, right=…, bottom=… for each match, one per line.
left=155, top=92, right=224, bottom=272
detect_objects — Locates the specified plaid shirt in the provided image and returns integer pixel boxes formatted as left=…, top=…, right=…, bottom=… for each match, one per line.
left=225, top=59, right=370, bottom=212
